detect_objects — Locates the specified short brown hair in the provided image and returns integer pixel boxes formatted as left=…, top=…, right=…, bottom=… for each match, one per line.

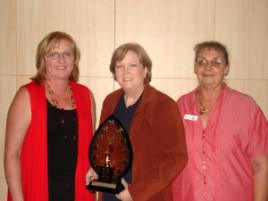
left=110, top=43, right=152, bottom=83
left=31, top=31, right=80, bottom=83
left=194, top=41, right=229, bottom=65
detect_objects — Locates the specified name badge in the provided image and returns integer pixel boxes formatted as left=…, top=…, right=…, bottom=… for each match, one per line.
left=184, top=114, right=198, bottom=121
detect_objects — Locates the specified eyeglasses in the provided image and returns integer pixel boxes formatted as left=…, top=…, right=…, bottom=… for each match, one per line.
left=45, top=51, right=75, bottom=60
left=195, top=58, right=225, bottom=68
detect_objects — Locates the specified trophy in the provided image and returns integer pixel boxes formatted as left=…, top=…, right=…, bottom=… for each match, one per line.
left=87, top=115, right=133, bottom=193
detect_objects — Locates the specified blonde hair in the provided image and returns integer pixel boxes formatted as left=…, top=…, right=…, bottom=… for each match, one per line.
left=31, top=31, right=81, bottom=83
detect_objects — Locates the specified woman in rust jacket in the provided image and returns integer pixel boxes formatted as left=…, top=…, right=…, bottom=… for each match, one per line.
left=87, top=43, right=187, bottom=201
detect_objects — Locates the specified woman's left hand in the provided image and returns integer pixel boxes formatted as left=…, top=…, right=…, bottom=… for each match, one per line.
left=115, top=179, right=133, bottom=201
left=85, top=167, right=98, bottom=186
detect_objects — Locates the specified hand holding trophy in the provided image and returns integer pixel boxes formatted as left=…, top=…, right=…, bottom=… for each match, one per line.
left=87, top=115, right=133, bottom=194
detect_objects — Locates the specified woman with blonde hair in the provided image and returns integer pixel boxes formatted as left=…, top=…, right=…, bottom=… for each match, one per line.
left=4, top=31, right=95, bottom=201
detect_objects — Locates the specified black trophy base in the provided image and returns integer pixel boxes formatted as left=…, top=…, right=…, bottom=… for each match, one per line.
left=87, top=180, right=124, bottom=194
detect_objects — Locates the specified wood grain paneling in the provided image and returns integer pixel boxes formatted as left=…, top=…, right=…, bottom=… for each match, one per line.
left=0, top=0, right=16, bottom=75
left=115, top=0, right=215, bottom=78
left=0, top=76, right=17, bottom=180
left=0, top=74, right=16, bottom=200
left=16, top=76, right=31, bottom=89
left=16, top=0, right=115, bottom=77
left=0, top=179, right=7, bottom=200
left=79, top=77, right=115, bottom=127
left=215, top=0, right=268, bottom=79
left=151, top=78, right=197, bottom=101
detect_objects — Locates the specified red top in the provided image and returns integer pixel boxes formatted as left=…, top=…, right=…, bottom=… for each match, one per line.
left=7, top=81, right=94, bottom=201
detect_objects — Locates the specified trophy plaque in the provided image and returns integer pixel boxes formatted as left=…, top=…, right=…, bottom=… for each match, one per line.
left=87, top=115, right=133, bottom=194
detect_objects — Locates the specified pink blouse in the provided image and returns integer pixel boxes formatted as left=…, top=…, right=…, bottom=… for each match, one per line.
left=172, top=84, right=268, bottom=201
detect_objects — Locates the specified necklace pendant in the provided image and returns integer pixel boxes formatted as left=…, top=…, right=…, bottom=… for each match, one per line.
left=199, top=107, right=210, bottom=115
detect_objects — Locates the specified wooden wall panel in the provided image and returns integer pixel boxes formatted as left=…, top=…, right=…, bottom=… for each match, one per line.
left=0, top=1, right=17, bottom=177
left=115, top=0, right=215, bottom=79
left=79, top=77, right=115, bottom=126
left=16, top=0, right=115, bottom=77
left=0, top=0, right=16, bottom=75
left=215, top=0, right=268, bottom=79
left=0, top=179, right=8, bottom=200
left=151, top=78, right=198, bottom=100
left=0, top=76, right=17, bottom=199
left=16, top=76, right=31, bottom=88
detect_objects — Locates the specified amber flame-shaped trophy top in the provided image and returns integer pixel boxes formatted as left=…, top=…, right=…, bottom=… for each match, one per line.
left=87, top=115, right=133, bottom=193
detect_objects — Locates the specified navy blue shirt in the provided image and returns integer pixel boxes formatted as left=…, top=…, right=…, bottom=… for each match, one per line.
left=103, top=94, right=141, bottom=201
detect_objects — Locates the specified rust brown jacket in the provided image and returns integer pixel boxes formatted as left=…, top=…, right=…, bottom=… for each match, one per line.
left=98, top=84, right=187, bottom=201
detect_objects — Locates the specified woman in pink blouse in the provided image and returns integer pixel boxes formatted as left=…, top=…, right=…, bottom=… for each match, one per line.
left=172, top=41, right=268, bottom=201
